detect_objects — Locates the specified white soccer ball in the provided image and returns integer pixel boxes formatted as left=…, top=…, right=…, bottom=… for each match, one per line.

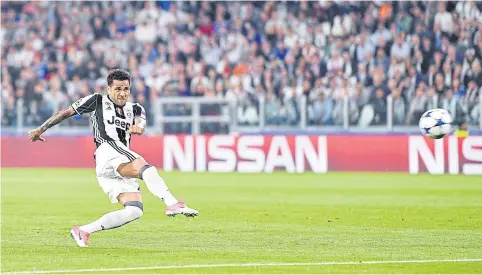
left=419, top=108, right=453, bottom=139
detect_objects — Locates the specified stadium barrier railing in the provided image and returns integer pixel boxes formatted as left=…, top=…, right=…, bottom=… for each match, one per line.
left=2, top=94, right=481, bottom=136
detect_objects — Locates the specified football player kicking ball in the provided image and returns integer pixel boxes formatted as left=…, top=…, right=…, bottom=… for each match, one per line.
left=28, top=69, right=198, bottom=247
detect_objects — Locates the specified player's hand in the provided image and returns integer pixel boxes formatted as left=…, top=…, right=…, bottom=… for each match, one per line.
left=28, top=128, right=46, bottom=142
left=128, top=125, right=144, bottom=135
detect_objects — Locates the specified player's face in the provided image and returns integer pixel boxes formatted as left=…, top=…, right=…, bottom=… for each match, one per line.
left=108, top=80, right=130, bottom=106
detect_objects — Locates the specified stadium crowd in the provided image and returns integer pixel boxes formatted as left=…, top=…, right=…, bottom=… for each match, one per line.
left=1, top=1, right=482, bottom=131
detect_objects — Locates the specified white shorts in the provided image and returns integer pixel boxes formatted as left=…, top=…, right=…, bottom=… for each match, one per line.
left=94, top=141, right=142, bottom=203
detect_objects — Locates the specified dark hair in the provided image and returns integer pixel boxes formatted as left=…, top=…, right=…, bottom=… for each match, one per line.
left=107, top=69, right=131, bottom=86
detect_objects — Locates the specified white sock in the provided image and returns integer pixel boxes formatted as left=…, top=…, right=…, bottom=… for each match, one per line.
left=79, top=206, right=143, bottom=234
left=142, top=166, right=179, bottom=206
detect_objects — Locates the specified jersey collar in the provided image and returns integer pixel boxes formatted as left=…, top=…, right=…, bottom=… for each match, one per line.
left=107, top=95, right=125, bottom=108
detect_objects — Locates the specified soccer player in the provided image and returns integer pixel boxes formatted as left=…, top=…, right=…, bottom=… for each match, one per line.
left=28, top=69, right=198, bottom=247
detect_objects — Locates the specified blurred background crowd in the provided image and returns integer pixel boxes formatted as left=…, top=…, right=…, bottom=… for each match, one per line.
left=1, top=1, right=481, bottom=131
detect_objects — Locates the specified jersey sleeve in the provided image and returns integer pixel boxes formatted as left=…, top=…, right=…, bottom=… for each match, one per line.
left=71, top=94, right=100, bottom=115
left=133, top=103, right=147, bottom=127
left=133, top=103, right=146, bottom=120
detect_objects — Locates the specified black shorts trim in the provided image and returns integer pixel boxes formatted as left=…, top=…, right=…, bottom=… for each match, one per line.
left=108, top=141, right=136, bottom=161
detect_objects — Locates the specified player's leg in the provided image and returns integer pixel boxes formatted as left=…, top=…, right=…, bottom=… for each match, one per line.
left=71, top=178, right=144, bottom=247
left=71, top=143, right=146, bottom=247
left=71, top=193, right=143, bottom=247
left=117, top=158, right=178, bottom=206
left=117, top=158, right=198, bottom=217
left=78, top=192, right=143, bottom=233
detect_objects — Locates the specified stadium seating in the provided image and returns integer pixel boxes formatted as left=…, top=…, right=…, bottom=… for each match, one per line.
left=1, top=1, right=481, bottom=132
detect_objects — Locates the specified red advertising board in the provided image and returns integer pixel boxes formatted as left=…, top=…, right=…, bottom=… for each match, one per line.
left=2, top=135, right=482, bottom=174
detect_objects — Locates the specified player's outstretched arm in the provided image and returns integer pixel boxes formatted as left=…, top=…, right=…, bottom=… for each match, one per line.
left=29, top=94, right=99, bottom=142
left=28, top=106, right=76, bottom=142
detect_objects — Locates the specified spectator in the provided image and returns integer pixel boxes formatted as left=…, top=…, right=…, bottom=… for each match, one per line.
left=265, top=89, right=283, bottom=125
left=370, top=88, right=387, bottom=125
left=461, top=80, right=480, bottom=123
left=407, top=86, right=428, bottom=125
left=391, top=88, right=406, bottom=125
left=356, top=31, right=375, bottom=63
left=425, top=86, right=439, bottom=111
left=442, top=61, right=454, bottom=87
left=434, top=3, right=455, bottom=35
left=1, top=1, right=481, bottom=132
left=2, top=87, right=17, bottom=126
left=391, top=36, right=411, bottom=60
left=441, top=88, right=465, bottom=122
left=434, top=73, right=448, bottom=96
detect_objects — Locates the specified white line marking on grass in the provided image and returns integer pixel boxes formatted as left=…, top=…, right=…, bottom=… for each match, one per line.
left=4, top=258, right=482, bottom=274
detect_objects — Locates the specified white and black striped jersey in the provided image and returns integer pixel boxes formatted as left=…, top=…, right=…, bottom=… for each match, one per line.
left=71, top=93, right=146, bottom=148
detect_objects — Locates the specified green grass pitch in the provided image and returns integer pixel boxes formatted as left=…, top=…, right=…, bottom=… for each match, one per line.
left=1, top=168, right=482, bottom=274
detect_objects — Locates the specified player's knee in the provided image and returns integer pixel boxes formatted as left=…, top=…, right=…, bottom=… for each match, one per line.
left=139, top=164, right=156, bottom=180
left=132, top=157, right=148, bottom=167
left=124, top=201, right=144, bottom=220
left=131, top=158, right=149, bottom=177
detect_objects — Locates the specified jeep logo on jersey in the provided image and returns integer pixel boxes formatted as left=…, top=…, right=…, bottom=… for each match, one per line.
left=106, top=116, right=131, bottom=130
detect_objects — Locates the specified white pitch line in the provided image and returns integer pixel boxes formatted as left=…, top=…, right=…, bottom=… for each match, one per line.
left=4, top=258, right=482, bottom=274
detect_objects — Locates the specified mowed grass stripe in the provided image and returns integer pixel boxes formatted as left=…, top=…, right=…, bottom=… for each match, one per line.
left=2, top=169, right=481, bottom=274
